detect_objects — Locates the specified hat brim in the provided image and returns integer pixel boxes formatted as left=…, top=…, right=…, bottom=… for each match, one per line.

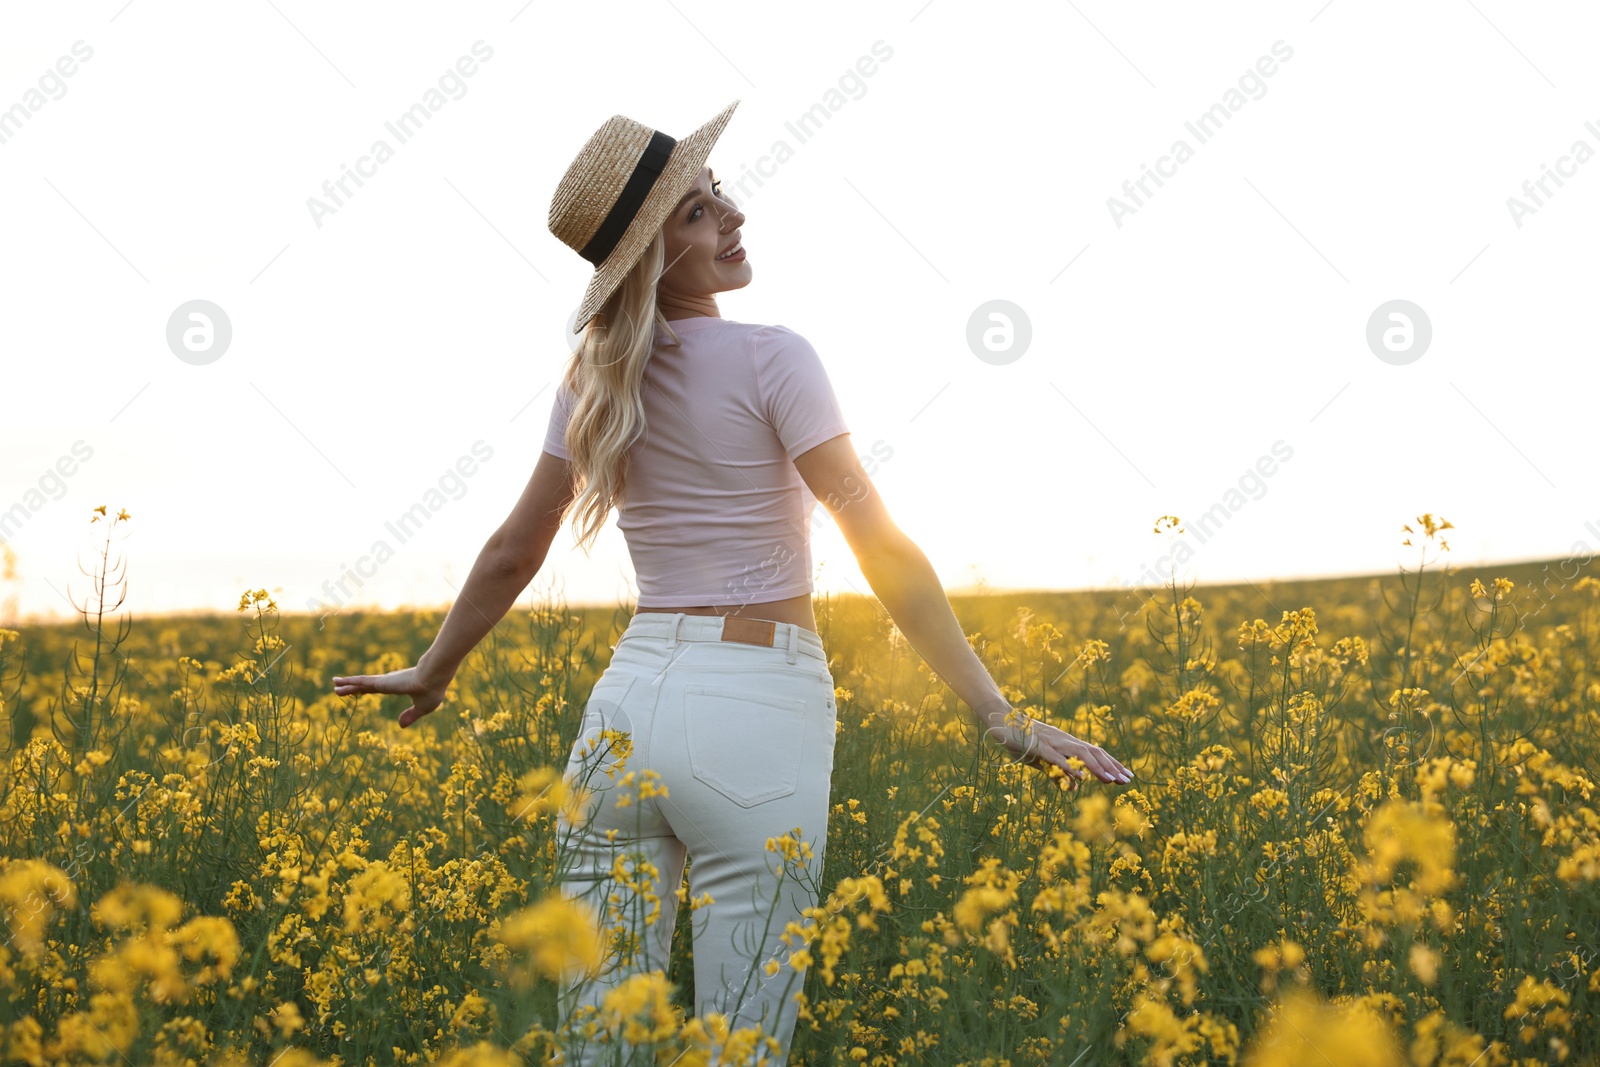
left=572, top=99, right=740, bottom=335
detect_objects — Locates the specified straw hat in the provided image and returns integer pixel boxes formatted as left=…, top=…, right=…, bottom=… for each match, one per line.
left=549, top=100, right=740, bottom=335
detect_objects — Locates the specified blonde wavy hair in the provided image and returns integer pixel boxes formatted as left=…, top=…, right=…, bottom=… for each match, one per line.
left=558, top=230, right=685, bottom=554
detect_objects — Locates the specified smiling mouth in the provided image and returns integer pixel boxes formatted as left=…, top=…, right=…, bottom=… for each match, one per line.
left=715, top=240, right=745, bottom=261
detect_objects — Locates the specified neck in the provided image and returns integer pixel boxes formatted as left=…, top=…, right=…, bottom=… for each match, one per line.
left=657, top=296, right=720, bottom=320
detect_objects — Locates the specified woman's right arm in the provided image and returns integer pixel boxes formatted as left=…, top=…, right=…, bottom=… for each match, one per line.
left=793, top=435, right=1133, bottom=787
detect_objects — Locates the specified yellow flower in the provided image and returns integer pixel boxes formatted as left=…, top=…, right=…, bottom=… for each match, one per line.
left=270, top=1001, right=305, bottom=1038
left=236, top=587, right=277, bottom=612
left=0, top=859, right=77, bottom=955
left=1502, top=975, right=1572, bottom=1045
left=765, top=827, right=814, bottom=866
left=1411, top=1009, right=1491, bottom=1066
left=90, top=924, right=188, bottom=1004
left=1360, top=799, right=1457, bottom=898
left=496, top=893, right=605, bottom=984
left=1117, top=992, right=1204, bottom=1063
left=637, top=769, right=668, bottom=799
left=1240, top=988, right=1404, bottom=1067
left=510, top=765, right=586, bottom=824
left=341, top=862, right=410, bottom=934
left=1165, top=686, right=1221, bottom=723
left=433, top=1042, right=520, bottom=1067
left=53, top=991, right=138, bottom=1059
left=1113, top=800, right=1150, bottom=838
left=1071, top=793, right=1115, bottom=844
left=1252, top=938, right=1308, bottom=996
left=1098, top=890, right=1158, bottom=959
left=827, top=874, right=892, bottom=931
left=1408, top=943, right=1440, bottom=987
left=92, top=883, right=184, bottom=933
left=1147, top=928, right=1209, bottom=1005
left=600, top=970, right=677, bottom=1044
left=952, top=858, right=1018, bottom=935
left=1557, top=840, right=1600, bottom=884
left=169, top=915, right=241, bottom=987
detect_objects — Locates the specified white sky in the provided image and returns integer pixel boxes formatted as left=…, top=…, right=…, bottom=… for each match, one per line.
left=3, top=0, right=1598, bottom=625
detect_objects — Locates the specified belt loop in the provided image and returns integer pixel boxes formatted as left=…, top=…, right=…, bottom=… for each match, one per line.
left=667, top=611, right=685, bottom=650
left=785, top=623, right=797, bottom=664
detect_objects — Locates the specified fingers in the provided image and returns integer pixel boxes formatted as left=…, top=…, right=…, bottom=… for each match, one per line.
left=1058, top=751, right=1103, bottom=785
left=1092, top=753, right=1132, bottom=784
left=1034, top=739, right=1134, bottom=786
left=333, top=667, right=446, bottom=729
left=1076, top=745, right=1131, bottom=784
left=996, top=719, right=1136, bottom=787
left=1103, top=749, right=1135, bottom=782
left=332, top=672, right=405, bottom=698
left=1040, top=725, right=1134, bottom=784
left=331, top=675, right=377, bottom=696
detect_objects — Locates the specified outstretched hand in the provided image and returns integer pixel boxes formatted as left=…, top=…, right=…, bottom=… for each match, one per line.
left=332, top=664, right=453, bottom=729
left=979, top=707, right=1134, bottom=790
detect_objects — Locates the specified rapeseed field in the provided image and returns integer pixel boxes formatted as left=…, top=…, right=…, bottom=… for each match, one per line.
left=0, top=509, right=1595, bottom=1065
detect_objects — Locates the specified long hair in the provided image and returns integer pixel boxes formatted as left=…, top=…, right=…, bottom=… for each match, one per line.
left=559, top=230, right=684, bottom=554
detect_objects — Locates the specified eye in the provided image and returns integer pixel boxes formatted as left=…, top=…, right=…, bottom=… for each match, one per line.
left=689, top=179, right=724, bottom=222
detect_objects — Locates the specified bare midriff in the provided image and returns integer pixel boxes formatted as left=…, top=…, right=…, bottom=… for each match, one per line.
left=634, top=591, right=818, bottom=636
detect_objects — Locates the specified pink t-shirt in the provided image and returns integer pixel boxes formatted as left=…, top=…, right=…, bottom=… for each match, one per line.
left=541, top=316, right=851, bottom=608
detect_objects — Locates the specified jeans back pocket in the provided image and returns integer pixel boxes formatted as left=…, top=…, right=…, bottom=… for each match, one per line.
left=566, top=675, right=638, bottom=782
left=683, top=684, right=807, bottom=808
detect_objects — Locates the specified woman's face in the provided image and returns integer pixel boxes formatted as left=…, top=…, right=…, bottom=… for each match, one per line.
left=656, top=165, right=749, bottom=319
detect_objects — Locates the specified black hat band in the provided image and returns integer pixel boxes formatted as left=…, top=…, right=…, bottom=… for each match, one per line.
left=578, top=129, right=676, bottom=267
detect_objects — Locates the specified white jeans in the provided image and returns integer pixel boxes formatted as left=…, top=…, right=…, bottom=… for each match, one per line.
left=554, top=611, right=837, bottom=1066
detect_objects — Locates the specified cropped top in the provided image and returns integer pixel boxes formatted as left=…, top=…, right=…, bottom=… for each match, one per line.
left=541, top=316, right=852, bottom=608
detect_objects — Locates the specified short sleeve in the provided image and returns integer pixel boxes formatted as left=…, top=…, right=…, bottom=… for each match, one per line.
left=749, top=325, right=850, bottom=461
left=541, top=379, right=575, bottom=460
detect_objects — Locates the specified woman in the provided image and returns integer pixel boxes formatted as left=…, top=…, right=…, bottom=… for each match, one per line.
left=333, top=99, right=1133, bottom=1063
